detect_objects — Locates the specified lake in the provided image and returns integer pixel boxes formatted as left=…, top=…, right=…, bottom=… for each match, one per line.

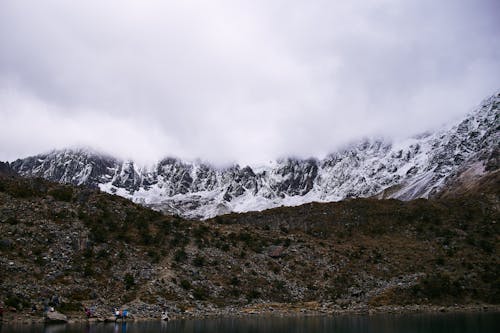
left=1, top=312, right=499, bottom=333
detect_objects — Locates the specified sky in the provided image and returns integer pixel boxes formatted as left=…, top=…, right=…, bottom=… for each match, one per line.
left=0, top=0, right=499, bottom=166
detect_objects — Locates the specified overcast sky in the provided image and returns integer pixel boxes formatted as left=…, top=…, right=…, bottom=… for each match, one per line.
left=1, top=0, right=499, bottom=165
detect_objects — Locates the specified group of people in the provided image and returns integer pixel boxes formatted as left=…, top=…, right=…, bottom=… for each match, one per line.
left=84, top=306, right=128, bottom=320
left=40, top=295, right=59, bottom=313
left=113, top=308, right=128, bottom=320
left=0, top=301, right=174, bottom=322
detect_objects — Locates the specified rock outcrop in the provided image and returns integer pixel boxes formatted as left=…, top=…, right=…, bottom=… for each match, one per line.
left=45, top=311, right=68, bottom=323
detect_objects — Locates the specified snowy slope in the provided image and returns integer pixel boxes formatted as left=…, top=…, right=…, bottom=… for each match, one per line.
left=10, top=92, right=499, bottom=219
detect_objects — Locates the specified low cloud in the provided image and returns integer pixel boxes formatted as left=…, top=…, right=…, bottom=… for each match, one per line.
left=1, top=0, right=499, bottom=165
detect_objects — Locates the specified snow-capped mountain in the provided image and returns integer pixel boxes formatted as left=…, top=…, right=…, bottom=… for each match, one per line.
left=10, top=92, right=499, bottom=219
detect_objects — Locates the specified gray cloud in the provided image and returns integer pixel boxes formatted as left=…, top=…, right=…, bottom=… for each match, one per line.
left=1, top=0, right=499, bottom=165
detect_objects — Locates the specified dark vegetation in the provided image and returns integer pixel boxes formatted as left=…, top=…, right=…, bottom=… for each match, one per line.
left=0, top=170, right=498, bottom=315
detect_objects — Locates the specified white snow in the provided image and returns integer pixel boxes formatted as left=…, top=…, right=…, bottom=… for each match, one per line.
left=14, top=92, right=500, bottom=220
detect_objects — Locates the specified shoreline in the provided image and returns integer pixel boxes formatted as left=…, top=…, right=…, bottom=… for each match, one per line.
left=2, top=303, right=499, bottom=325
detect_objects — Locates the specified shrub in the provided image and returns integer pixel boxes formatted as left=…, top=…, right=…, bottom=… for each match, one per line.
left=7, top=183, right=36, bottom=198
left=140, top=228, right=153, bottom=245
left=148, top=250, right=160, bottom=263
left=479, top=240, right=494, bottom=253
left=48, top=186, right=74, bottom=202
left=193, top=287, right=208, bottom=300
left=193, top=255, right=205, bottom=267
left=83, top=263, right=94, bottom=277
left=0, top=238, right=12, bottom=250
left=58, top=301, right=82, bottom=312
left=180, top=279, right=192, bottom=290
left=246, top=290, right=261, bottom=301
left=124, top=273, right=135, bottom=290
left=193, top=225, right=209, bottom=239
left=274, top=280, right=286, bottom=291
left=230, top=276, right=240, bottom=286
left=96, top=249, right=109, bottom=259
left=174, top=249, right=187, bottom=262
left=413, top=273, right=460, bottom=300
left=230, top=288, right=241, bottom=297
left=5, top=294, right=28, bottom=310
left=170, top=232, right=188, bottom=248
left=89, top=224, right=107, bottom=243
left=238, top=232, right=252, bottom=244
left=83, top=248, right=93, bottom=259
left=5, top=216, right=19, bottom=225
left=435, top=257, right=445, bottom=266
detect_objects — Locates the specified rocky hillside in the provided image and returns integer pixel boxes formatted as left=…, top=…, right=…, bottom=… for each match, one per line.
left=0, top=171, right=498, bottom=319
left=9, top=92, right=499, bottom=219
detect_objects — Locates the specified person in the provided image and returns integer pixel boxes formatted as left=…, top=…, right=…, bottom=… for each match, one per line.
left=122, top=309, right=128, bottom=319
left=84, top=307, right=91, bottom=318
left=43, top=298, right=49, bottom=313
left=52, top=295, right=59, bottom=306
left=161, top=308, right=169, bottom=321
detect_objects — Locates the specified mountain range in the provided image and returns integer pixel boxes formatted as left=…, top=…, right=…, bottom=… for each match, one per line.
left=8, top=92, right=499, bottom=219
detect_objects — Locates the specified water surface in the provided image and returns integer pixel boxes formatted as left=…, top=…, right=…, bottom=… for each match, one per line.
left=1, top=312, right=499, bottom=333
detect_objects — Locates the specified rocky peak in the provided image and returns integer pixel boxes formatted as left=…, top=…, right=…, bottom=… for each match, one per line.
left=9, top=92, right=500, bottom=219
left=10, top=148, right=119, bottom=188
left=0, top=162, right=16, bottom=176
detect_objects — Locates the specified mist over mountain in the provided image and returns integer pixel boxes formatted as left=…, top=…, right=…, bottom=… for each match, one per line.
left=2, top=1, right=499, bottom=165
left=8, top=92, right=499, bottom=219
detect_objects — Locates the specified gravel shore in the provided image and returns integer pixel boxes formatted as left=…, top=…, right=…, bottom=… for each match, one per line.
left=2, top=302, right=498, bottom=324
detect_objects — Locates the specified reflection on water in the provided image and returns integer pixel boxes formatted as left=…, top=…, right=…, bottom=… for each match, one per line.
left=1, top=312, right=499, bottom=333
left=112, top=322, right=127, bottom=333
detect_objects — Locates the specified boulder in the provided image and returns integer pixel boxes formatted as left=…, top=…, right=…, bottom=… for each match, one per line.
left=45, top=311, right=68, bottom=323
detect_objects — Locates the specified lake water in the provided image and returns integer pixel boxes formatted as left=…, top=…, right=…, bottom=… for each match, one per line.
left=1, top=312, right=499, bottom=333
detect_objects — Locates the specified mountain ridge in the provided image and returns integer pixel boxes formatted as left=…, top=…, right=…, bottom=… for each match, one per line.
left=8, top=92, right=499, bottom=219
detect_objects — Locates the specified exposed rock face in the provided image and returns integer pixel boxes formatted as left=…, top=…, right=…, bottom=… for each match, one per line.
left=0, top=162, right=16, bottom=177
left=10, top=93, right=500, bottom=219
left=11, top=150, right=118, bottom=187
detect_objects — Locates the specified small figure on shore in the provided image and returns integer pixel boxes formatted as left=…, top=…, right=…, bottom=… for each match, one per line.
left=84, top=306, right=92, bottom=318
left=42, top=298, right=49, bottom=313
left=161, top=308, right=169, bottom=321
left=31, top=304, right=37, bottom=313
left=51, top=295, right=60, bottom=307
